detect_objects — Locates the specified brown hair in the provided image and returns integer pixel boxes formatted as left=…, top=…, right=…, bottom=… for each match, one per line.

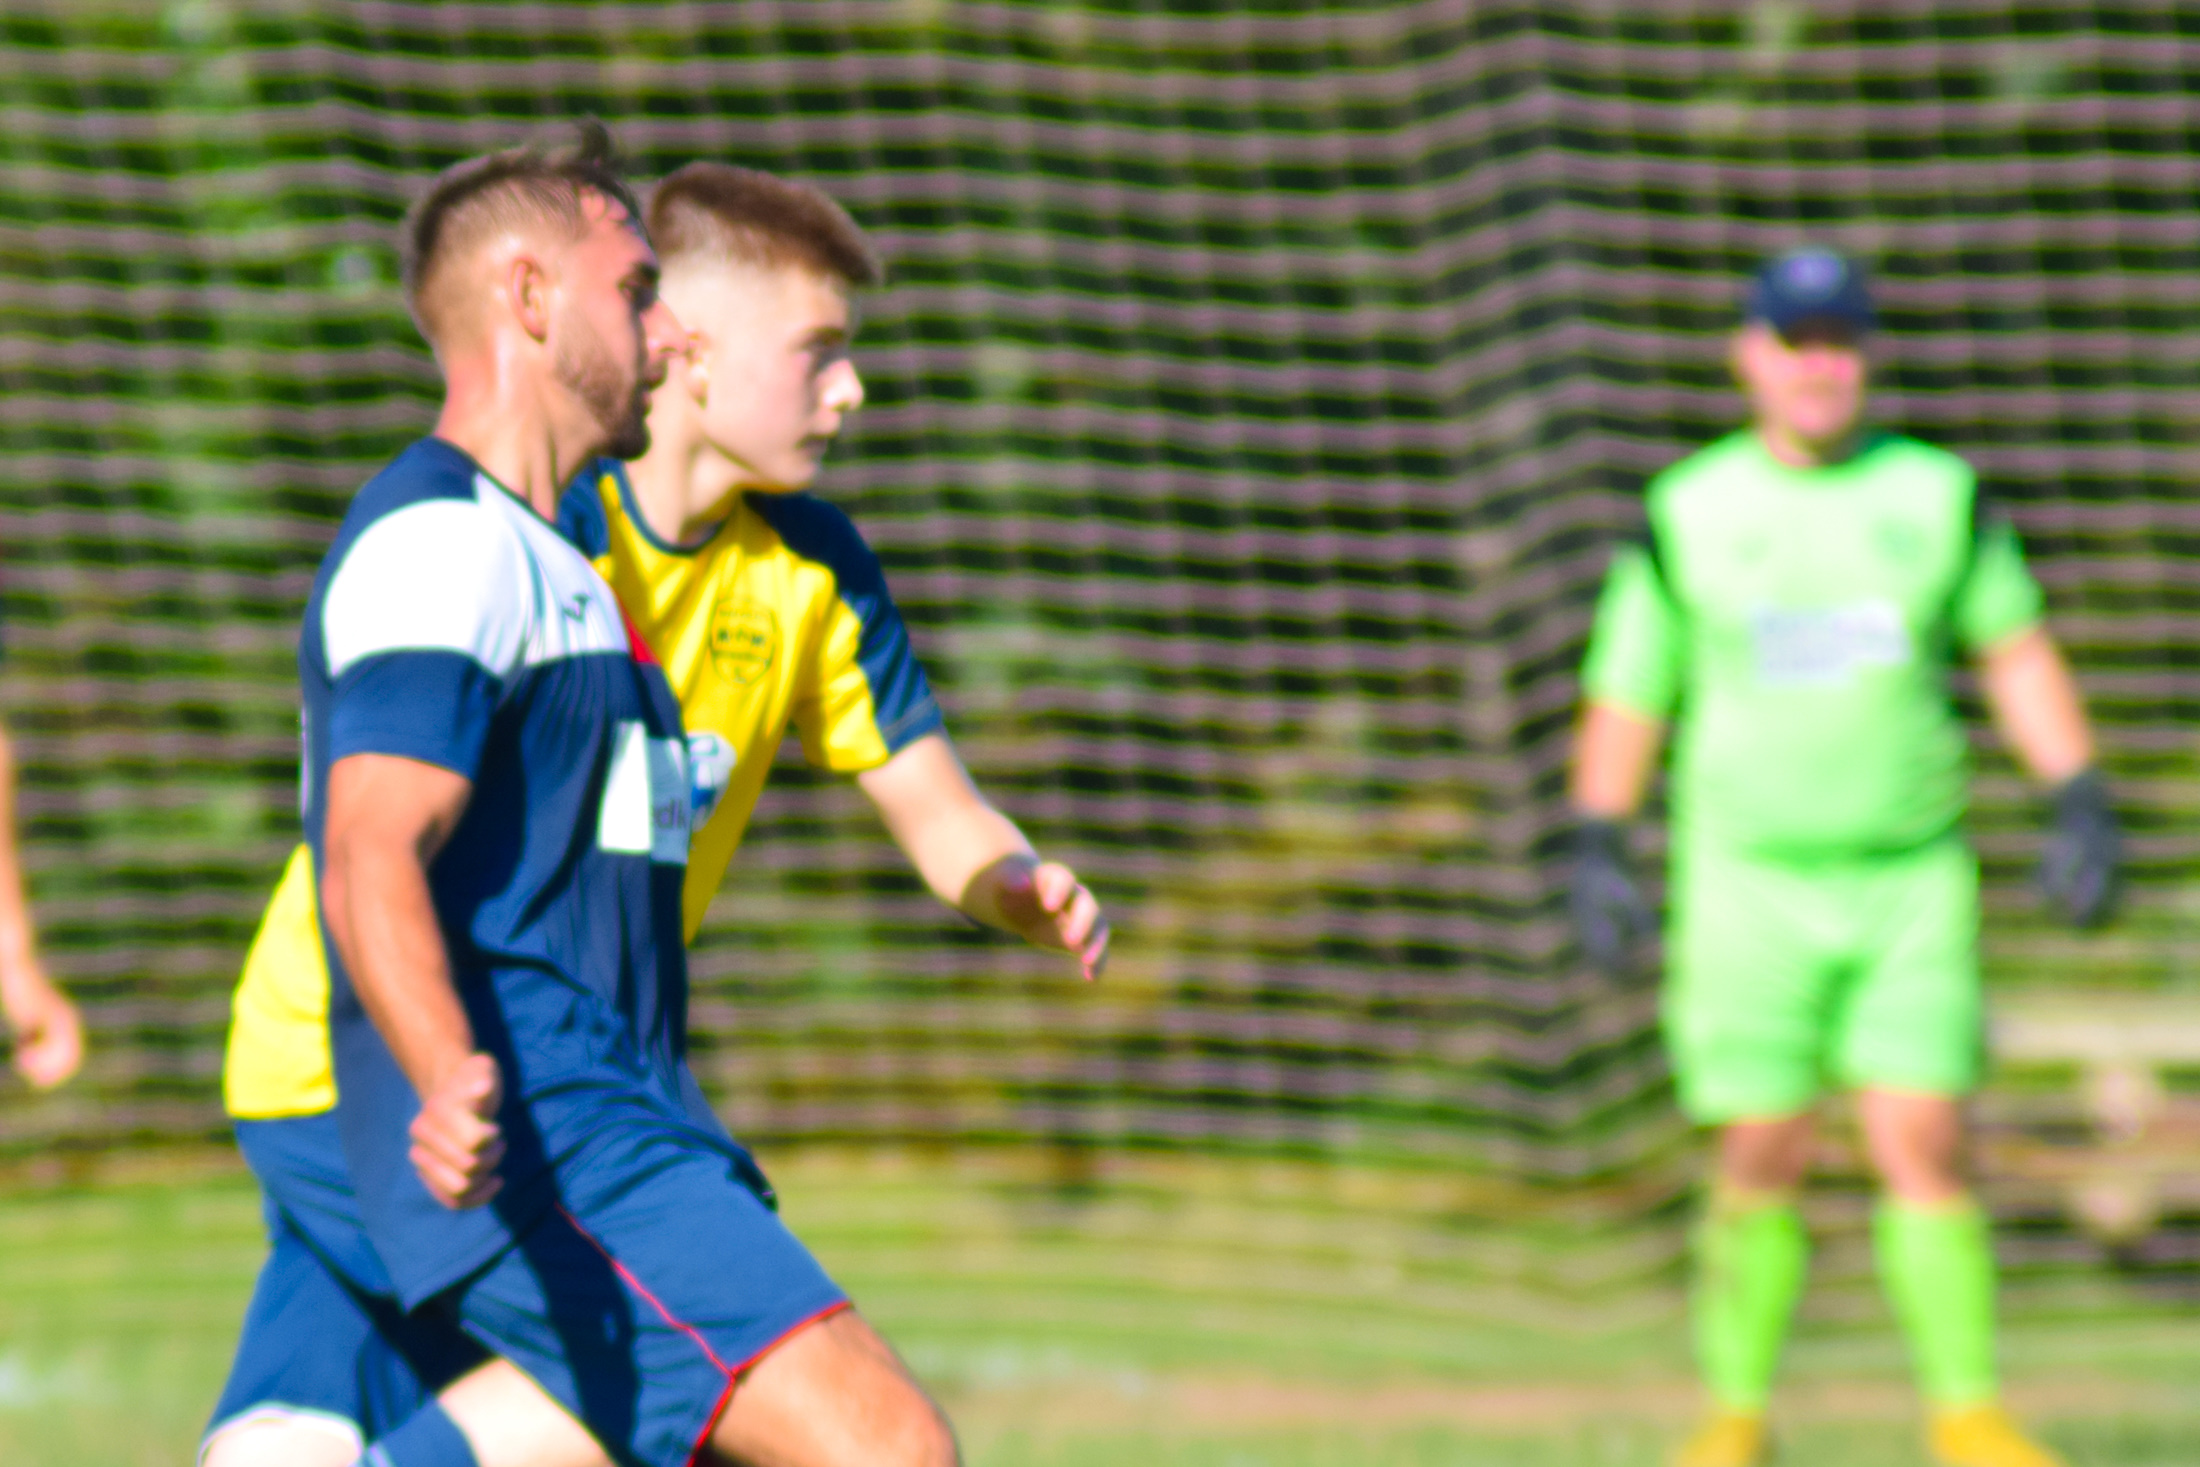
left=645, top=163, right=882, bottom=289
left=401, top=118, right=644, bottom=344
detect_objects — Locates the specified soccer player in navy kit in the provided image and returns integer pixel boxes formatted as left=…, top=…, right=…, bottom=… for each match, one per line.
left=211, top=125, right=959, bottom=1467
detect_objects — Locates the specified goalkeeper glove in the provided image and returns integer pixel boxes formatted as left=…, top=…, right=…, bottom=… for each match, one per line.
left=1571, top=817, right=1654, bottom=974
left=2039, top=767, right=2121, bottom=928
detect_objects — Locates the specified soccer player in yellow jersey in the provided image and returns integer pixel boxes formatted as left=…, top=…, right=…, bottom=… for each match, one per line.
left=206, top=164, right=1103, bottom=1467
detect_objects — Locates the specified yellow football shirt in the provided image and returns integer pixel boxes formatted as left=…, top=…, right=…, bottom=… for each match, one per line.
left=221, top=462, right=943, bottom=1119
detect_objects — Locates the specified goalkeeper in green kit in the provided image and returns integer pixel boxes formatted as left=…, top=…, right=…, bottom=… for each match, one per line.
left=1569, top=249, right=2119, bottom=1467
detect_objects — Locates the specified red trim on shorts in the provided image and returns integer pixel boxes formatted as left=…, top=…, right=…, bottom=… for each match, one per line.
left=555, top=1205, right=736, bottom=1376
left=552, top=1206, right=852, bottom=1467
left=688, top=1376, right=739, bottom=1467
left=687, top=1300, right=854, bottom=1467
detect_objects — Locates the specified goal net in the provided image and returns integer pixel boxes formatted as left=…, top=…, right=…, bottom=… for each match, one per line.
left=0, top=2, right=2191, bottom=1202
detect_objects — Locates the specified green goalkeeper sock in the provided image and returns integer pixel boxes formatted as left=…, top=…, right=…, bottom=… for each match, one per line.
left=1692, top=1190, right=1809, bottom=1412
left=1873, top=1195, right=1999, bottom=1408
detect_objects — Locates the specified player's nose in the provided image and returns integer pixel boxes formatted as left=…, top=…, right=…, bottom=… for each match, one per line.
left=822, top=360, right=865, bottom=416
left=642, top=298, right=684, bottom=380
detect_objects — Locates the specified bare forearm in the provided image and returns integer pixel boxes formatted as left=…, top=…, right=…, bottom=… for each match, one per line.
left=1570, top=701, right=1664, bottom=818
left=0, top=722, right=79, bottom=1089
left=1978, top=625, right=2094, bottom=784
left=857, top=734, right=1034, bottom=927
left=901, top=794, right=1037, bottom=930
left=857, top=733, right=1107, bottom=974
left=324, top=841, right=475, bottom=1097
left=323, top=754, right=477, bottom=1099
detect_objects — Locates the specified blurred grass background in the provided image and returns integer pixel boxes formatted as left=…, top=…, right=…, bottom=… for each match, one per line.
left=1, top=1149, right=2192, bottom=1467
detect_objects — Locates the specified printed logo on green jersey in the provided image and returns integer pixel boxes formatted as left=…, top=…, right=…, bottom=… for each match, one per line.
left=1750, top=600, right=1912, bottom=686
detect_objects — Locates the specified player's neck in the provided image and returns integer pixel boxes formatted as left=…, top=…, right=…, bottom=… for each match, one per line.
left=433, top=367, right=601, bottom=521
left=626, top=423, right=753, bottom=549
left=1755, top=420, right=1864, bottom=471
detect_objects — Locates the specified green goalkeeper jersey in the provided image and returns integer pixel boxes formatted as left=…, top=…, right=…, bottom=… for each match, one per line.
left=1581, top=430, right=2044, bottom=856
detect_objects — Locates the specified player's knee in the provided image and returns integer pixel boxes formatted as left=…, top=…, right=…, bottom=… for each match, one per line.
left=707, top=1319, right=959, bottom=1467
left=202, top=1417, right=361, bottom=1467
left=899, top=1392, right=961, bottom=1467
left=819, top=1373, right=957, bottom=1467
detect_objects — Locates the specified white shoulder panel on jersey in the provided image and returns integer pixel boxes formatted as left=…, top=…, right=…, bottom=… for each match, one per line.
left=479, top=474, right=629, bottom=668
left=323, top=496, right=533, bottom=679
left=324, top=477, right=628, bottom=681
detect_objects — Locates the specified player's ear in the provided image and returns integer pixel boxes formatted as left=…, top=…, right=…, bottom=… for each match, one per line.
left=507, top=254, right=553, bottom=344
left=681, top=329, right=711, bottom=403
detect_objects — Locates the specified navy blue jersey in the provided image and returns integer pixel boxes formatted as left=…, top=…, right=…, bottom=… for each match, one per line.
left=301, top=438, right=713, bottom=1306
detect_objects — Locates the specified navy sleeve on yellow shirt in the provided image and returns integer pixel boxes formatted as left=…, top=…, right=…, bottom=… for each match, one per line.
left=748, top=491, right=944, bottom=765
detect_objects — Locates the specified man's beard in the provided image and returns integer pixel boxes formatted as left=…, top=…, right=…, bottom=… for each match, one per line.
left=555, top=322, right=652, bottom=461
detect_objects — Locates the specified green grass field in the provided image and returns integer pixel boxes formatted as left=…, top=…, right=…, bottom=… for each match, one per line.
left=0, top=1149, right=2193, bottom=1466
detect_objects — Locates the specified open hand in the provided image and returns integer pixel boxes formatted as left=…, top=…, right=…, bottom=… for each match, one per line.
left=410, top=1051, right=506, bottom=1209
left=2, top=964, right=83, bottom=1091
left=996, top=860, right=1110, bottom=982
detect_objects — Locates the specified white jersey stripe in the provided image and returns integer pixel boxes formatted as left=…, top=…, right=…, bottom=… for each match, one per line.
left=322, top=473, right=626, bottom=681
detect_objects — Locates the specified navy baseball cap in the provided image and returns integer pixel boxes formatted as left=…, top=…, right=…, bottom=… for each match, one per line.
left=1744, top=247, right=1876, bottom=338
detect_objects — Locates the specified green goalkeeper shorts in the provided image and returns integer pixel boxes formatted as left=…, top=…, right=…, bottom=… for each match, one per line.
left=1662, top=833, right=1983, bottom=1124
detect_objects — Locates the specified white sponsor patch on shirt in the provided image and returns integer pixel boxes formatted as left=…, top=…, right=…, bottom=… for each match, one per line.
left=685, top=731, right=737, bottom=826
left=1749, top=600, right=1912, bottom=686
left=598, top=720, right=691, bottom=865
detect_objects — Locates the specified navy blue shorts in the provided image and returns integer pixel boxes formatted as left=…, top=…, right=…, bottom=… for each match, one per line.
left=434, top=1121, right=849, bottom=1467
left=217, top=1112, right=847, bottom=1467
left=203, top=1196, right=487, bottom=1459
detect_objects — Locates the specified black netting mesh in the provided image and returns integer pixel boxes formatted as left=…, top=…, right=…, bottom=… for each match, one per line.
left=1, top=3, right=2195, bottom=1196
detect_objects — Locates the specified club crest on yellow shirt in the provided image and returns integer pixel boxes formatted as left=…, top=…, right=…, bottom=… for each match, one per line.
left=709, top=597, right=779, bottom=684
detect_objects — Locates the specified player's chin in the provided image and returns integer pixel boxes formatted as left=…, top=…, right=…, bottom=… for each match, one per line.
left=759, top=450, right=826, bottom=492
left=602, top=411, right=653, bottom=462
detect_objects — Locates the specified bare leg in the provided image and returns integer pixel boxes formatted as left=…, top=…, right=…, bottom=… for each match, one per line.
left=200, top=1415, right=359, bottom=1467
left=1716, top=1111, right=1816, bottom=1195
left=706, top=1309, right=957, bottom=1467
left=204, top=1361, right=612, bottom=1467
left=1856, top=1087, right=1966, bottom=1203
left=438, top=1358, right=613, bottom=1467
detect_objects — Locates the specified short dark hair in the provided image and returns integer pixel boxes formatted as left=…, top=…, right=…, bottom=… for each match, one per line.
left=646, top=163, right=882, bottom=289
left=401, top=118, right=644, bottom=344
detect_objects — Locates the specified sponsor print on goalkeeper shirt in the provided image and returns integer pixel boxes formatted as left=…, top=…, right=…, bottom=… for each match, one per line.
left=1581, top=431, right=2046, bottom=853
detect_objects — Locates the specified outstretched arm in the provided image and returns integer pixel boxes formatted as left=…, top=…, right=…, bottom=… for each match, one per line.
left=0, top=721, right=80, bottom=1090
left=856, top=732, right=1109, bottom=980
left=322, top=752, right=504, bottom=1207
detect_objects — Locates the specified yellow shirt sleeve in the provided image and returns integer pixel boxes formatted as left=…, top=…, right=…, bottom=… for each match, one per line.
left=221, top=844, right=338, bottom=1119
left=751, top=491, right=943, bottom=774
left=792, top=599, right=901, bottom=773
